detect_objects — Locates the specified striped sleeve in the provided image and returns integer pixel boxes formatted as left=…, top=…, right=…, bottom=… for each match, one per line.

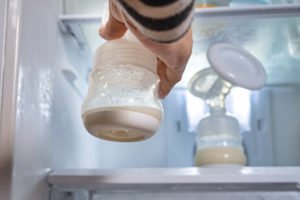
left=115, top=0, right=195, bottom=43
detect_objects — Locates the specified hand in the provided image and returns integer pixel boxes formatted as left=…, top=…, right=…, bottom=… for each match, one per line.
left=99, top=0, right=193, bottom=98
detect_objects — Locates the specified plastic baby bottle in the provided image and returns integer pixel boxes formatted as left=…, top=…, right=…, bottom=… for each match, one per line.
left=188, top=43, right=266, bottom=166
left=81, top=32, right=163, bottom=142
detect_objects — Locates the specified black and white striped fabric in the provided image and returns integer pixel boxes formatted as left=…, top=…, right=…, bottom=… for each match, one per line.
left=115, top=0, right=195, bottom=43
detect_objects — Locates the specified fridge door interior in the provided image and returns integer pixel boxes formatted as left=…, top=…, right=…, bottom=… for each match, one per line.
left=1, top=1, right=300, bottom=200
left=0, top=0, right=22, bottom=199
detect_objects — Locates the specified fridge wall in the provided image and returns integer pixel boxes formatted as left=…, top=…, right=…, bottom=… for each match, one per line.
left=9, top=0, right=100, bottom=199
left=0, top=0, right=7, bottom=197
left=0, top=0, right=21, bottom=199
left=0, top=0, right=5, bottom=82
left=247, top=86, right=300, bottom=166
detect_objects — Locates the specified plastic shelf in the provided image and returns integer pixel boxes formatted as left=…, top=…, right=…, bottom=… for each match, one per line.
left=49, top=167, right=300, bottom=192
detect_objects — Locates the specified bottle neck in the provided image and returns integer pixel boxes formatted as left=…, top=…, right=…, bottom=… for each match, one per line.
left=206, top=79, right=232, bottom=115
left=209, top=106, right=226, bottom=115
left=94, top=33, right=157, bottom=73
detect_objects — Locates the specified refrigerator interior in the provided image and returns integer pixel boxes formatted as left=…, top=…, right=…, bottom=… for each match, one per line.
left=1, top=0, right=300, bottom=200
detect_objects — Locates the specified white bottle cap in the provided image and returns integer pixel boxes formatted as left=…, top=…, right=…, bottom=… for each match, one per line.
left=207, top=43, right=266, bottom=90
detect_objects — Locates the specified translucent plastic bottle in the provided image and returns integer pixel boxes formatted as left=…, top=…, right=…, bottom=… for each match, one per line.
left=189, top=43, right=266, bottom=167
left=81, top=32, right=163, bottom=142
left=195, top=110, right=247, bottom=166
left=189, top=68, right=247, bottom=166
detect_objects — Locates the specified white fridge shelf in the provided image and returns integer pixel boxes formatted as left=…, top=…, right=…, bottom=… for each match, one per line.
left=194, top=4, right=300, bottom=19
left=48, top=167, right=300, bottom=192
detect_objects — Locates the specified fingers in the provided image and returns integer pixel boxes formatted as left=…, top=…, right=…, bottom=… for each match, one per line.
left=99, top=0, right=127, bottom=40
left=128, top=25, right=192, bottom=70
left=157, top=29, right=191, bottom=98
left=126, top=23, right=168, bottom=58
left=157, top=60, right=169, bottom=99
left=128, top=26, right=190, bottom=98
left=157, top=60, right=184, bottom=99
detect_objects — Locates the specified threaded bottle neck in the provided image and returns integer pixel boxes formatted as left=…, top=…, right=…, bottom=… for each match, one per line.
left=94, top=35, right=157, bottom=73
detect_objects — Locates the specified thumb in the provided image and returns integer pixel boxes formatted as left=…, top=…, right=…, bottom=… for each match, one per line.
left=99, top=1, right=127, bottom=40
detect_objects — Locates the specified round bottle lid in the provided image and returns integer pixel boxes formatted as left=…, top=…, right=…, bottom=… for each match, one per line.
left=207, top=43, right=266, bottom=90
